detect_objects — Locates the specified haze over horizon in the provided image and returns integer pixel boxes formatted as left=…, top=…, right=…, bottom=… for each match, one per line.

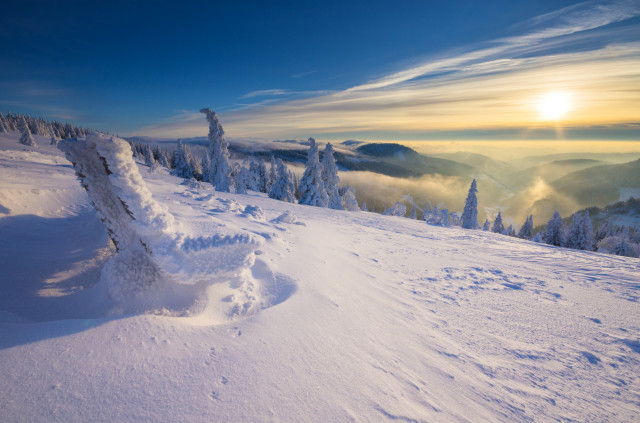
left=2, top=0, right=639, bottom=145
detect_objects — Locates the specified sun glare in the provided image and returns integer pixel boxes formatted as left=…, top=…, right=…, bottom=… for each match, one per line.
left=537, top=91, right=572, bottom=121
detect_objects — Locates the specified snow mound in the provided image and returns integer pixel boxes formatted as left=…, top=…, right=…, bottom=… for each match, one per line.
left=274, top=210, right=305, bottom=226
left=59, top=133, right=262, bottom=314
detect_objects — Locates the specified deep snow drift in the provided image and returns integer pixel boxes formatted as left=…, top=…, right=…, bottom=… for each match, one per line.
left=0, top=131, right=639, bottom=422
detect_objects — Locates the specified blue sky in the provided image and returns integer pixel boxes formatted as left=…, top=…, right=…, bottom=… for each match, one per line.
left=1, top=0, right=639, bottom=140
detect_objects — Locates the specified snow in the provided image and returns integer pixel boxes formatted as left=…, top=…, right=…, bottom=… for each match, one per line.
left=1, top=130, right=639, bottom=422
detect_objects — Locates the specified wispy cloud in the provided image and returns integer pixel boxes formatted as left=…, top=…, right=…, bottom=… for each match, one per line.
left=292, top=70, right=318, bottom=78
left=132, top=1, right=640, bottom=140
left=240, top=89, right=291, bottom=99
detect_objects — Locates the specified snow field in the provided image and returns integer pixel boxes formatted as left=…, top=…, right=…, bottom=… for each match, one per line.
left=0, top=131, right=639, bottom=422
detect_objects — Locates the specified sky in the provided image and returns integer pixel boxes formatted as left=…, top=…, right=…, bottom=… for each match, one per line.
left=1, top=0, right=639, bottom=142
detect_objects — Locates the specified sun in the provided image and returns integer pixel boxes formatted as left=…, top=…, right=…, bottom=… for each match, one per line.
left=537, top=91, right=572, bottom=121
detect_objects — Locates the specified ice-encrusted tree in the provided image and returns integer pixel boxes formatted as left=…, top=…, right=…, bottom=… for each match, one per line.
left=233, top=163, right=252, bottom=194
left=321, top=143, right=342, bottom=210
left=49, top=130, right=58, bottom=146
left=0, top=115, right=7, bottom=133
left=506, top=224, right=516, bottom=237
left=565, top=211, right=594, bottom=251
left=200, top=108, right=232, bottom=192
left=491, top=211, right=505, bottom=234
left=18, top=116, right=37, bottom=147
left=595, top=221, right=611, bottom=245
left=518, top=215, right=534, bottom=240
left=267, top=155, right=277, bottom=193
left=171, top=140, right=194, bottom=179
left=533, top=232, right=543, bottom=243
left=269, top=158, right=297, bottom=203
left=408, top=203, right=417, bottom=219
left=545, top=211, right=565, bottom=247
left=201, top=153, right=211, bottom=182
left=342, top=186, right=359, bottom=211
left=248, top=157, right=267, bottom=192
left=298, top=137, right=328, bottom=207
left=361, top=201, right=368, bottom=212
left=482, top=219, right=490, bottom=231
left=461, top=179, right=478, bottom=229
left=144, top=144, right=156, bottom=167
left=387, top=201, right=406, bottom=217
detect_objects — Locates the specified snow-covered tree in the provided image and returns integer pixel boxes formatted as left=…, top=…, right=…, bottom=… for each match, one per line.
left=200, top=108, right=232, bottom=192
left=533, top=232, right=543, bottom=243
left=461, top=179, right=478, bottom=229
left=439, top=209, right=451, bottom=227
left=49, top=131, right=58, bottom=146
left=491, top=212, right=505, bottom=234
left=545, top=211, right=565, bottom=247
left=0, top=115, right=7, bottom=133
left=267, top=155, right=277, bottom=193
left=201, top=153, right=211, bottom=182
left=409, top=203, right=417, bottom=219
left=247, top=157, right=266, bottom=192
left=321, top=143, right=342, bottom=210
left=233, top=163, right=252, bottom=194
left=597, top=227, right=640, bottom=257
left=565, top=211, right=594, bottom=251
left=362, top=201, right=368, bottom=212
left=482, top=219, right=490, bottom=231
left=342, top=186, right=360, bottom=211
left=269, top=158, right=297, bottom=203
left=171, top=140, right=194, bottom=179
left=18, top=116, right=37, bottom=147
left=144, top=144, right=156, bottom=167
left=517, top=215, right=534, bottom=240
left=298, top=138, right=328, bottom=207
left=387, top=202, right=406, bottom=217
left=506, top=224, right=516, bottom=237
left=595, top=221, right=611, bottom=245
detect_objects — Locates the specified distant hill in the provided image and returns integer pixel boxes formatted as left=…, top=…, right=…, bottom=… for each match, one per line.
left=506, top=159, right=607, bottom=189
left=552, top=159, right=640, bottom=206
left=355, top=143, right=474, bottom=177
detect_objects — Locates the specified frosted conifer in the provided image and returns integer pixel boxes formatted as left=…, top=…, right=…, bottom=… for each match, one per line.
left=565, top=211, right=594, bottom=250
left=482, top=219, right=490, bottom=231
left=517, top=215, right=534, bottom=240
left=233, top=163, right=251, bottom=194
left=144, top=144, right=156, bottom=167
left=18, top=116, right=37, bottom=147
left=409, top=203, right=417, bottom=219
left=298, top=138, right=328, bottom=207
left=388, top=202, right=406, bottom=217
left=491, top=211, right=505, bottom=234
left=201, top=153, right=211, bottom=182
left=461, top=179, right=478, bottom=229
left=545, top=211, right=565, bottom=247
left=321, top=143, right=342, bottom=210
left=342, top=186, right=360, bottom=211
left=171, top=140, right=194, bottom=179
left=267, top=155, right=277, bottom=192
left=200, top=108, right=232, bottom=191
left=269, top=159, right=297, bottom=203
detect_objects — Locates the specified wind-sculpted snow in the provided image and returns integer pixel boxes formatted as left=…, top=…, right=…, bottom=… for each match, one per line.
left=58, top=132, right=262, bottom=313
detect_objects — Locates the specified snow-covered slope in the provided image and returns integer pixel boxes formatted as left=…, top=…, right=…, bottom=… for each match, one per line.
left=1, top=131, right=639, bottom=422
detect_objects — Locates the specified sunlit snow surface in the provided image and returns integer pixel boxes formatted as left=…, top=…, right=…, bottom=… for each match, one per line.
left=0, top=131, right=639, bottom=422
